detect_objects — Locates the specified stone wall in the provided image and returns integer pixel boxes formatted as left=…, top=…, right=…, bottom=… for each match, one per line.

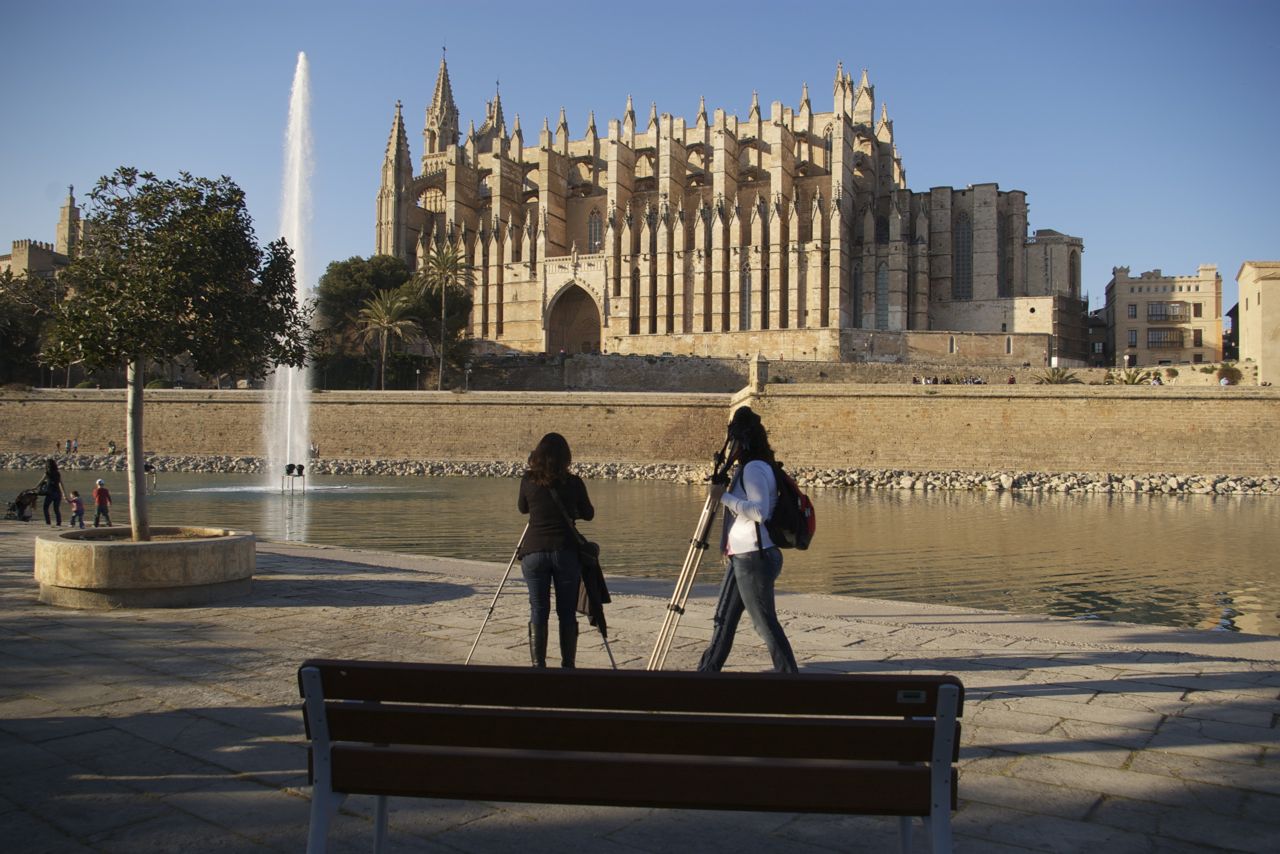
left=2, top=384, right=1276, bottom=476
left=736, top=384, right=1280, bottom=476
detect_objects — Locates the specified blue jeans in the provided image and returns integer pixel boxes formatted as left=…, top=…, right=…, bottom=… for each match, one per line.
left=698, top=547, right=797, bottom=673
left=43, top=490, right=62, bottom=525
left=521, top=548, right=581, bottom=629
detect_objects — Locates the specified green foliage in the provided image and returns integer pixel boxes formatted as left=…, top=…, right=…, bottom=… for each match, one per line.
left=413, top=242, right=475, bottom=385
left=356, top=289, right=421, bottom=390
left=144, top=378, right=174, bottom=389
left=1107, top=368, right=1153, bottom=385
left=0, top=269, right=60, bottom=384
left=1033, top=366, right=1083, bottom=384
left=48, top=167, right=311, bottom=379
left=1164, top=368, right=1179, bottom=379
left=1216, top=362, right=1242, bottom=384
left=315, top=254, right=412, bottom=337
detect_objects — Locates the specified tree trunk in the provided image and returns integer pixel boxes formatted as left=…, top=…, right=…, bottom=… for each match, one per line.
left=380, top=334, right=387, bottom=391
left=127, top=359, right=150, bottom=541
left=437, top=285, right=446, bottom=391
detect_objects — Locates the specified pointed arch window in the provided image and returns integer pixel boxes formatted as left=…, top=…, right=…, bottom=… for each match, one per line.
left=822, top=125, right=833, bottom=172
left=953, top=213, right=972, bottom=300
left=740, top=263, right=752, bottom=330
left=852, top=261, right=863, bottom=328
left=587, top=210, right=603, bottom=253
left=875, top=262, right=889, bottom=330
left=629, top=268, right=641, bottom=335
left=875, top=216, right=889, bottom=245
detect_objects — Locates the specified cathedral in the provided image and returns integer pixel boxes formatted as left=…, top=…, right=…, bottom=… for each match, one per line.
left=376, top=58, right=1086, bottom=362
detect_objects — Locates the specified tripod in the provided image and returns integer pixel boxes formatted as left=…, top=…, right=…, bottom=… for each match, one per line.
left=465, top=524, right=528, bottom=665
left=646, top=437, right=739, bottom=671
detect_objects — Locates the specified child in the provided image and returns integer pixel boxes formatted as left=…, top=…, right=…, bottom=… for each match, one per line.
left=68, top=490, right=86, bottom=529
left=92, top=479, right=112, bottom=527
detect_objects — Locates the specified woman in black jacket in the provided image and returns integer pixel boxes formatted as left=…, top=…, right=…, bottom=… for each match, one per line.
left=517, top=432, right=594, bottom=668
left=41, top=459, right=65, bottom=526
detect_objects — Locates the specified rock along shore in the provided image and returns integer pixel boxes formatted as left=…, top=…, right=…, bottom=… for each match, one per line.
left=4, top=452, right=1278, bottom=496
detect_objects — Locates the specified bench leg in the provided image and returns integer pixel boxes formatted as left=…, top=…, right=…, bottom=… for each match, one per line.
left=898, top=816, right=914, bottom=853
left=374, top=795, right=389, bottom=853
left=926, top=815, right=952, bottom=854
left=306, top=789, right=346, bottom=854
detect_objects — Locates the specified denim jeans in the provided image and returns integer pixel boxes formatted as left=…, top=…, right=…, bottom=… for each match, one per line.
left=94, top=507, right=111, bottom=527
left=43, top=490, right=62, bottom=526
left=697, top=547, right=797, bottom=673
left=521, top=548, right=582, bottom=628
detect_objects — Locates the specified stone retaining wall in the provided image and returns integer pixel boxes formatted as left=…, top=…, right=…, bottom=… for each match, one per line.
left=2, top=384, right=1277, bottom=478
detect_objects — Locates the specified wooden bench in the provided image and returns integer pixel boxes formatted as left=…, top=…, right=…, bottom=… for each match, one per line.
left=299, top=660, right=964, bottom=854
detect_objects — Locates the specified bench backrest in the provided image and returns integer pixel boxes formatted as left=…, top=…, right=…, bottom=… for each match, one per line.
left=300, top=659, right=964, bottom=765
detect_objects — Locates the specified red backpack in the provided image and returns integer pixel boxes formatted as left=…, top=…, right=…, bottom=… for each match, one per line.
left=763, top=462, right=815, bottom=550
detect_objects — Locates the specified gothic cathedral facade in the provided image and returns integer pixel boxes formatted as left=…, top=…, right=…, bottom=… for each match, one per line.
left=376, top=58, right=1085, bottom=361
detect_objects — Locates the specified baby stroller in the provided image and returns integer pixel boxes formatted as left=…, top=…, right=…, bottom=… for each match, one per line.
left=5, top=489, right=39, bottom=522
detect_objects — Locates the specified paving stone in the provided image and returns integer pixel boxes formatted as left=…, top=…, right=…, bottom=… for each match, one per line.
left=960, top=770, right=1102, bottom=819
left=1009, top=755, right=1246, bottom=816
left=0, top=806, right=97, bottom=853
left=1156, top=806, right=1279, bottom=854
left=1128, top=749, right=1280, bottom=796
left=951, top=800, right=1158, bottom=853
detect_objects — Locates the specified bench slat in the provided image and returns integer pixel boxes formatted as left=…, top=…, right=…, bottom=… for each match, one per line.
left=321, top=703, right=960, bottom=762
left=300, top=659, right=965, bottom=718
left=330, top=744, right=954, bottom=815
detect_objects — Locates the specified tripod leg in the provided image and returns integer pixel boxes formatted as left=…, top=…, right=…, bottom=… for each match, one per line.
left=647, top=494, right=719, bottom=670
left=465, top=524, right=529, bottom=665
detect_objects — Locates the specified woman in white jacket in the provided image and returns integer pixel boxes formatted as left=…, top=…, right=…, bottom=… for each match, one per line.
left=697, top=407, right=798, bottom=673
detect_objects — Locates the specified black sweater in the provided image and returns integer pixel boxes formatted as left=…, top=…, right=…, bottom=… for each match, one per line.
left=517, top=474, right=594, bottom=557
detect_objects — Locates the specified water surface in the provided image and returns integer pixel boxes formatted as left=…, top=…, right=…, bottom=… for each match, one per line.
left=10, top=469, right=1276, bottom=634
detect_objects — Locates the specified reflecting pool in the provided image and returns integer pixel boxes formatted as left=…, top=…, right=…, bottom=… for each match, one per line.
left=8, top=469, right=1276, bottom=634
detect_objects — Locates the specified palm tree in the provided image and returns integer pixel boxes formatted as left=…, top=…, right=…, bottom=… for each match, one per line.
left=415, top=241, right=475, bottom=390
left=356, top=289, right=421, bottom=390
left=1033, top=366, right=1083, bottom=385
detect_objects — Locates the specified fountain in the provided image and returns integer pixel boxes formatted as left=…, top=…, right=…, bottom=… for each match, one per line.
left=266, top=51, right=313, bottom=487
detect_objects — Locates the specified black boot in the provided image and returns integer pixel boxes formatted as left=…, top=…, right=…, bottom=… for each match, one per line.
left=528, top=622, right=547, bottom=668
left=559, top=621, right=579, bottom=669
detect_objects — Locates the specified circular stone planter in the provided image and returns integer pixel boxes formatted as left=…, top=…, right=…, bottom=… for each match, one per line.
left=34, top=527, right=255, bottom=609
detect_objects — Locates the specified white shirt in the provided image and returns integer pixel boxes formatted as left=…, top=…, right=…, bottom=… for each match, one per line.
left=721, top=459, right=777, bottom=555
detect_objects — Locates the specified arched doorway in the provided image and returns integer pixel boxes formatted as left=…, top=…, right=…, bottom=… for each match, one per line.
left=546, top=284, right=601, bottom=354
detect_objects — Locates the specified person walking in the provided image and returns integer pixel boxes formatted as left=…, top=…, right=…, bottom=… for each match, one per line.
left=517, top=432, right=594, bottom=668
left=92, top=479, right=112, bottom=527
left=40, top=459, right=65, bottom=526
left=67, top=491, right=86, bottom=529
left=697, top=407, right=798, bottom=674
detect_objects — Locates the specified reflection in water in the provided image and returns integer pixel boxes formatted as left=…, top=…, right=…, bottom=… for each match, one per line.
left=8, top=469, right=1275, bottom=635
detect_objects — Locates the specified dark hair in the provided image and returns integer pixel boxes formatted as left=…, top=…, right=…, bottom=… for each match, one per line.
left=527, top=432, right=572, bottom=486
left=45, top=459, right=59, bottom=475
left=727, top=407, right=775, bottom=465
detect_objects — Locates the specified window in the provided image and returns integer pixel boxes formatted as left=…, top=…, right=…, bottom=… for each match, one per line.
left=1127, top=329, right=1138, bottom=347
left=739, top=264, right=752, bottom=330
left=875, top=263, right=889, bottom=330
left=1127, top=304, right=1137, bottom=319
left=1194, top=353, right=1204, bottom=363
left=953, top=213, right=972, bottom=300
left=1006, top=336, right=1013, bottom=355
left=587, top=210, right=603, bottom=252
left=1147, top=328, right=1183, bottom=349
left=1193, top=328, right=1202, bottom=347
left=1147, top=302, right=1187, bottom=322
left=822, top=126, right=833, bottom=172
left=1092, top=342, right=1104, bottom=354
left=852, top=262, right=863, bottom=327
left=875, top=216, right=889, bottom=244
left=948, top=335, right=956, bottom=354
left=1193, top=302, right=1203, bottom=318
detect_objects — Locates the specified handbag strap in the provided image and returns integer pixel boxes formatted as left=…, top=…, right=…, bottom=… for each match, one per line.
left=548, top=485, right=590, bottom=548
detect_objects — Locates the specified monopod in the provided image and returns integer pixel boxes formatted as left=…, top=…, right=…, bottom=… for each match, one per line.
left=465, top=524, right=528, bottom=665
left=646, top=435, right=739, bottom=671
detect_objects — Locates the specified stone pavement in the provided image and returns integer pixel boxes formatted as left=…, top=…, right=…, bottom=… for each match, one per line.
left=1, top=523, right=1277, bottom=853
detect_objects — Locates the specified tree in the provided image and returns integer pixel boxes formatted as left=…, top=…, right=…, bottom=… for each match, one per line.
left=356, top=289, right=421, bottom=390
left=414, top=242, right=474, bottom=390
left=1033, top=366, right=1083, bottom=385
left=48, top=167, right=311, bottom=541
left=314, top=255, right=412, bottom=389
left=0, top=269, right=60, bottom=385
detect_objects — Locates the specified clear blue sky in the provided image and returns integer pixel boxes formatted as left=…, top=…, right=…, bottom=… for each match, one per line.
left=3, top=0, right=1277, bottom=315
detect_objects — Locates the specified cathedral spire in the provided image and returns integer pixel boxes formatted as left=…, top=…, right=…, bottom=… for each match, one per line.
left=623, top=94, right=636, bottom=139
left=424, top=53, right=459, bottom=154
left=385, top=100, right=410, bottom=164
left=695, top=95, right=708, bottom=129
left=800, top=82, right=810, bottom=109
left=586, top=110, right=598, bottom=138
left=648, top=101, right=659, bottom=130
left=833, top=61, right=844, bottom=95
left=748, top=90, right=760, bottom=120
